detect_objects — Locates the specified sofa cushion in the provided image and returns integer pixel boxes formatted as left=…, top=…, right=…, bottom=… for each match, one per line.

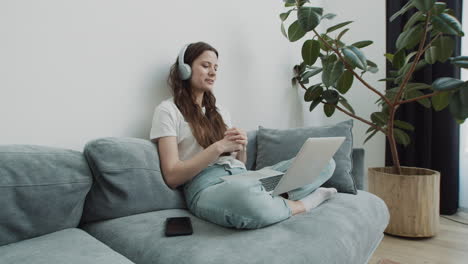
left=82, top=137, right=186, bottom=224
left=82, top=191, right=389, bottom=264
left=0, top=228, right=134, bottom=264
left=0, top=145, right=92, bottom=246
left=256, top=120, right=357, bottom=194
left=245, top=130, right=257, bottom=170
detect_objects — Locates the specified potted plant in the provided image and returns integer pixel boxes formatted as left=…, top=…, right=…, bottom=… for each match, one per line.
left=279, top=0, right=467, bottom=237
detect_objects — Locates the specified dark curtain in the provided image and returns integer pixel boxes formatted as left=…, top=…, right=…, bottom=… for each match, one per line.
left=385, top=0, right=463, bottom=215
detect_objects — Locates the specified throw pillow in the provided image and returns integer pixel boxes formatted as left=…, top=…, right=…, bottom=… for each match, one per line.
left=255, top=120, right=356, bottom=194
left=81, top=137, right=186, bottom=224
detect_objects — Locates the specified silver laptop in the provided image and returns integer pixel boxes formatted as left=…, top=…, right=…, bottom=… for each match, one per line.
left=220, top=137, right=345, bottom=196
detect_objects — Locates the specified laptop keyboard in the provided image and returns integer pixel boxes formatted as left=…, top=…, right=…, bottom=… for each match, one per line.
left=259, top=175, right=284, bottom=192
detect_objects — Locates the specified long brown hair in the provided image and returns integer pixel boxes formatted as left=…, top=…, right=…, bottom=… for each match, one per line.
left=168, top=42, right=229, bottom=152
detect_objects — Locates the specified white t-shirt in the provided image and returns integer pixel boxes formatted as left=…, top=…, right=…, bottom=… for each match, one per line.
left=150, top=97, right=246, bottom=169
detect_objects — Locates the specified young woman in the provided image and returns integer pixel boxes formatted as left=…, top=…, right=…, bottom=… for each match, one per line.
left=150, top=42, right=338, bottom=229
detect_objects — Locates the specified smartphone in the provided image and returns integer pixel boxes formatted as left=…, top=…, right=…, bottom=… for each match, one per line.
left=165, top=217, right=193, bottom=237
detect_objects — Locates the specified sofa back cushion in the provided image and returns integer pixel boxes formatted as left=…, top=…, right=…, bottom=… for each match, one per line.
left=82, top=137, right=186, bottom=224
left=255, top=120, right=357, bottom=194
left=245, top=131, right=257, bottom=170
left=0, top=145, right=92, bottom=246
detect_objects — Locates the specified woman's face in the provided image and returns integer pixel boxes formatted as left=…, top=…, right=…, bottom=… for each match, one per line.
left=189, top=50, right=218, bottom=93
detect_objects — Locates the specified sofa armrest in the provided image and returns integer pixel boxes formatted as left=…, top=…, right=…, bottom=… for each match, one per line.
left=351, top=148, right=365, bottom=190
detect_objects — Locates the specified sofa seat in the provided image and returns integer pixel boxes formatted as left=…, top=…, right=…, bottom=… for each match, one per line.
left=82, top=191, right=389, bottom=264
left=0, top=228, right=134, bottom=264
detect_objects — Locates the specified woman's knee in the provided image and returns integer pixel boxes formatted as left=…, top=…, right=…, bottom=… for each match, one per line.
left=324, top=158, right=336, bottom=178
left=230, top=188, right=290, bottom=228
left=194, top=179, right=290, bottom=229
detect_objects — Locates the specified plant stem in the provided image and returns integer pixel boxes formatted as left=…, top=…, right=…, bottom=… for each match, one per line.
left=388, top=12, right=431, bottom=174
left=334, top=103, right=387, bottom=134
left=393, top=14, right=431, bottom=105
left=422, top=32, right=443, bottom=54
left=312, top=29, right=392, bottom=107
left=296, top=79, right=386, bottom=134
left=397, top=91, right=441, bottom=105
left=387, top=106, right=401, bottom=174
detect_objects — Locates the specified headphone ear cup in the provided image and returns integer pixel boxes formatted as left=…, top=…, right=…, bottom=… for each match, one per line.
left=178, top=44, right=192, bottom=80
left=179, top=64, right=192, bottom=80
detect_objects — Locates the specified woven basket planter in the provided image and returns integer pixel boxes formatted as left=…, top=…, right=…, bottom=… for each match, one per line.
left=368, top=166, right=440, bottom=237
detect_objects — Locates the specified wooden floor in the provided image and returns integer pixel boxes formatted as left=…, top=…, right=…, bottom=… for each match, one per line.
left=368, top=213, right=468, bottom=264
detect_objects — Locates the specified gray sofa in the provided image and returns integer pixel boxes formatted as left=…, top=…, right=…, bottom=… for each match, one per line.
left=0, top=130, right=389, bottom=264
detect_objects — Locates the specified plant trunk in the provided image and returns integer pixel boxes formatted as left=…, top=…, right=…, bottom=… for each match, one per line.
left=388, top=106, right=402, bottom=174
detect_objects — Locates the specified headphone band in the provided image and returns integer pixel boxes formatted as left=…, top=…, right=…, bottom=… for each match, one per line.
left=178, top=44, right=189, bottom=66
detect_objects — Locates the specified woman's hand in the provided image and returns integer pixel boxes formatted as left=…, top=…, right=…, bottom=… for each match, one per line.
left=216, top=137, right=243, bottom=153
left=224, top=127, right=248, bottom=150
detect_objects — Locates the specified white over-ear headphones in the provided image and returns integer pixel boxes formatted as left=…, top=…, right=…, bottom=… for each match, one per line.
left=178, top=44, right=191, bottom=80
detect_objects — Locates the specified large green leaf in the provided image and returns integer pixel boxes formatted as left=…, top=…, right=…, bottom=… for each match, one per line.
left=337, top=28, right=350, bottom=41
left=364, top=129, right=379, bottom=144
left=326, top=21, right=353, bottom=33
left=393, top=49, right=406, bottom=69
left=351, top=40, right=373, bottom=49
left=319, top=34, right=333, bottom=51
left=302, top=39, right=321, bottom=66
left=432, top=13, right=464, bottom=36
left=431, top=91, right=452, bottom=111
left=393, top=128, right=411, bottom=146
left=324, top=104, right=336, bottom=117
left=309, top=99, right=321, bottom=112
left=434, top=36, right=454, bottom=63
left=297, top=7, right=323, bottom=32
left=450, top=56, right=468, bottom=68
left=342, top=46, right=367, bottom=70
left=385, top=53, right=394, bottom=63
left=405, top=82, right=432, bottom=92
left=321, top=13, right=337, bottom=20
left=338, top=96, right=355, bottom=114
left=425, top=46, right=437, bottom=64
left=366, top=60, right=379, bottom=73
left=432, top=77, right=464, bottom=91
left=403, top=11, right=424, bottom=31
left=304, top=84, right=323, bottom=102
left=288, top=20, right=306, bottom=42
left=460, top=83, right=468, bottom=105
left=404, top=51, right=418, bottom=65
left=280, top=9, right=294, bottom=21
left=431, top=2, right=447, bottom=15
left=300, top=67, right=323, bottom=81
left=394, top=120, right=415, bottom=131
left=396, top=24, right=424, bottom=50
left=281, top=22, right=288, bottom=38
left=395, top=60, right=426, bottom=84
left=412, top=0, right=436, bottom=12
left=406, top=90, right=431, bottom=108
left=322, top=60, right=344, bottom=87
left=390, top=1, right=414, bottom=22
left=371, top=112, right=388, bottom=126
left=322, top=89, right=339, bottom=104
left=366, top=126, right=377, bottom=134
left=336, top=70, right=354, bottom=94
left=449, top=90, right=468, bottom=119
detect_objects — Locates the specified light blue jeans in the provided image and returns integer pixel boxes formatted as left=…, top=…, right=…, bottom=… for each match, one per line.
left=183, top=158, right=336, bottom=229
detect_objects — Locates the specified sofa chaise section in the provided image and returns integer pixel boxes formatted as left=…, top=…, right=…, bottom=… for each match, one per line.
left=82, top=191, right=388, bottom=264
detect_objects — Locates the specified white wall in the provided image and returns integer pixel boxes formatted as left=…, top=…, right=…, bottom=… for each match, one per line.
left=0, top=0, right=385, bottom=172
